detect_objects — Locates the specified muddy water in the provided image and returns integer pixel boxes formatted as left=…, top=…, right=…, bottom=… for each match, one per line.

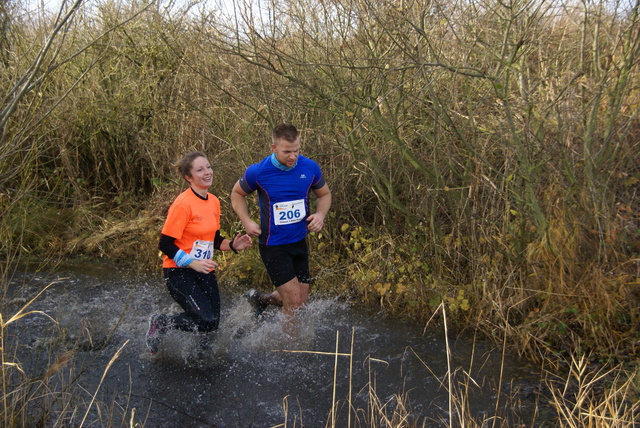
left=5, top=262, right=551, bottom=427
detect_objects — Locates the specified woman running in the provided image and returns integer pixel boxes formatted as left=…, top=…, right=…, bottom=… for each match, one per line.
left=146, top=151, right=252, bottom=353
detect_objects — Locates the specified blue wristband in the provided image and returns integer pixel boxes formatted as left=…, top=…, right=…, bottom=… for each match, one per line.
left=174, top=249, right=195, bottom=267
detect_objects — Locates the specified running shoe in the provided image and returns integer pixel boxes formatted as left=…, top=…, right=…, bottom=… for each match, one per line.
left=244, top=288, right=268, bottom=318
left=146, top=314, right=168, bottom=354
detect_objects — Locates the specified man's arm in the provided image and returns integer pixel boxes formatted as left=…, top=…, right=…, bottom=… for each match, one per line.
left=307, top=184, right=331, bottom=233
left=231, top=181, right=262, bottom=237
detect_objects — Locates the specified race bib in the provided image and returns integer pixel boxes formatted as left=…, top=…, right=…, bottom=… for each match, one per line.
left=190, top=240, right=214, bottom=260
left=273, top=199, right=306, bottom=225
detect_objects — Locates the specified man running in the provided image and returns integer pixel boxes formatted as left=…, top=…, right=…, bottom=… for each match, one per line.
left=230, top=123, right=331, bottom=318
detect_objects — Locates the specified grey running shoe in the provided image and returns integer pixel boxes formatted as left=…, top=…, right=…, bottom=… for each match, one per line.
left=244, top=289, right=268, bottom=317
left=146, top=314, right=168, bottom=354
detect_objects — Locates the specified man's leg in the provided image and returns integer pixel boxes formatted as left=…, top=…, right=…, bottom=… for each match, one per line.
left=271, top=278, right=309, bottom=315
left=249, top=239, right=310, bottom=316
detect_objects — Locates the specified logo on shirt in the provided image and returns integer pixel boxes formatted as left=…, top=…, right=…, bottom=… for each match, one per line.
left=300, top=174, right=307, bottom=179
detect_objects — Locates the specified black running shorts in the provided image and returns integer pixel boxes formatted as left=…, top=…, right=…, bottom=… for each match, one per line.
left=258, top=238, right=310, bottom=287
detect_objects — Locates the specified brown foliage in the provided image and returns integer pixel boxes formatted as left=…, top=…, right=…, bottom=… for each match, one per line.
left=1, top=0, right=639, bottom=363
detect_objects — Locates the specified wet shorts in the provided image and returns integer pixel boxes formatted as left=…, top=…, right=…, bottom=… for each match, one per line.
left=258, top=238, right=310, bottom=287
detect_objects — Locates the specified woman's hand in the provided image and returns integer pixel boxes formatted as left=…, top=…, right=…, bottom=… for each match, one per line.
left=188, top=259, right=218, bottom=274
left=232, top=233, right=253, bottom=251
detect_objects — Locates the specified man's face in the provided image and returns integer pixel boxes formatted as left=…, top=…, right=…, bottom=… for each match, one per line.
left=272, top=137, right=300, bottom=167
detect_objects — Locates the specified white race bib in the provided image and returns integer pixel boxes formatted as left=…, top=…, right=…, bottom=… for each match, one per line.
left=190, top=240, right=214, bottom=260
left=273, top=199, right=306, bottom=225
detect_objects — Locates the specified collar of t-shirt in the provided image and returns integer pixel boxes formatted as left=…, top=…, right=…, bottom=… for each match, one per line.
left=190, top=187, right=208, bottom=200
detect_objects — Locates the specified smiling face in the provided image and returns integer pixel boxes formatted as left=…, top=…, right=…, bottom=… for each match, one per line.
left=272, top=137, right=300, bottom=168
left=185, top=156, right=213, bottom=193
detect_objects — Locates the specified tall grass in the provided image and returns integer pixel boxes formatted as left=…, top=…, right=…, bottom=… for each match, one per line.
left=545, top=355, right=639, bottom=428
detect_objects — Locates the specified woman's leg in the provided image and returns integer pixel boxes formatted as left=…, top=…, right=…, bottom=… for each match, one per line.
left=164, top=268, right=220, bottom=333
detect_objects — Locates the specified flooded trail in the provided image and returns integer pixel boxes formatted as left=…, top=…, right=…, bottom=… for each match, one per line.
left=4, top=262, right=551, bottom=427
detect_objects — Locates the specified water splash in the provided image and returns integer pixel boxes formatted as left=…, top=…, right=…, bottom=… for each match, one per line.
left=149, top=294, right=349, bottom=368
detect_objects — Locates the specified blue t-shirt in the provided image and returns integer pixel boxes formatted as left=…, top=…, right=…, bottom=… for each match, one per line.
left=239, top=154, right=326, bottom=246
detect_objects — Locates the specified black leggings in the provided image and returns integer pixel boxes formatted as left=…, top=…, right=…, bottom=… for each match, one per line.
left=163, top=268, right=220, bottom=333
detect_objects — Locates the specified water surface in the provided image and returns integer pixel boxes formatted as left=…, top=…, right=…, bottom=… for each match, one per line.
left=5, top=262, right=549, bottom=427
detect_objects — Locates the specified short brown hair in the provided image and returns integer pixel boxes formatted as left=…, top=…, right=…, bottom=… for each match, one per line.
left=272, top=123, right=299, bottom=143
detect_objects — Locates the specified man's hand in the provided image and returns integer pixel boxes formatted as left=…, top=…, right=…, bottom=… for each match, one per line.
left=243, top=220, right=262, bottom=238
left=306, top=213, right=326, bottom=233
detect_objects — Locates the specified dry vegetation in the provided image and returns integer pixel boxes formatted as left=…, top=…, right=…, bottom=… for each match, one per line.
left=1, top=0, right=639, bottom=425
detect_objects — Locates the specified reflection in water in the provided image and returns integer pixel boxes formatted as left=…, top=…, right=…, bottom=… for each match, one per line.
left=4, top=263, right=548, bottom=427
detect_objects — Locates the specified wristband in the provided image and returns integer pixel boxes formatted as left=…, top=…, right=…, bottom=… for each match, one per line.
left=174, top=249, right=195, bottom=267
left=229, top=239, right=239, bottom=254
